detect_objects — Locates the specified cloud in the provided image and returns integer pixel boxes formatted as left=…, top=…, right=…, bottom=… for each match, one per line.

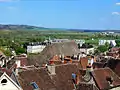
left=112, top=12, right=120, bottom=15
left=116, top=2, right=120, bottom=5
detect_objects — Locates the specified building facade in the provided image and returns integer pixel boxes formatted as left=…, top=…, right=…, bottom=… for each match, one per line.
left=99, top=40, right=116, bottom=46
left=27, top=45, right=46, bottom=53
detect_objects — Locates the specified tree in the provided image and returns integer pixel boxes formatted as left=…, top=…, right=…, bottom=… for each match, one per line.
left=3, top=49, right=12, bottom=56
left=15, top=47, right=26, bottom=55
left=115, top=40, right=120, bottom=47
left=105, top=42, right=110, bottom=48
left=97, top=45, right=108, bottom=53
left=94, top=49, right=100, bottom=55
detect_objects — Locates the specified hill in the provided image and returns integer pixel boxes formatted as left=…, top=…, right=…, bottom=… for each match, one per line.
left=28, top=42, right=80, bottom=66
left=0, top=24, right=50, bottom=31
left=0, top=24, right=119, bottom=33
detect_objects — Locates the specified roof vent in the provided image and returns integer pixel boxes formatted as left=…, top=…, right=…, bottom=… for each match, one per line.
left=1, top=79, right=7, bottom=85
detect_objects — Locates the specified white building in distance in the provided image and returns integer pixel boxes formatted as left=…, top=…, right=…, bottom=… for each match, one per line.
left=99, top=40, right=116, bottom=46
left=27, top=42, right=46, bottom=54
left=79, top=44, right=94, bottom=55
left=75, top=39, right=85, bottom=47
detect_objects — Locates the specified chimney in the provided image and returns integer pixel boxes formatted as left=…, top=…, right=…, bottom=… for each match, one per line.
left=77, top=53, right=81, bottom=60
left=82, top=66, right=92, bottom=82
left=47, top=65, right=56, bottom=75
left=14, top=68, right=19, bottom=76
left=73, top=54, right=77, bottom=59
left=86, top=66, right=93, bottom=72
left=0, top=60, right=2, bottom=67
left=15, top=60, right=21, bottom=68
left=61, top=54, right=64, bottom=60
left=59, top=55, right=61, bottom=59
left=30, top=82, right=40, bottom=90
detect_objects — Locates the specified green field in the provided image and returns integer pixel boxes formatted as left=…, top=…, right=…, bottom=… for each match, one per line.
left=0, top=29, right=120, bottom=56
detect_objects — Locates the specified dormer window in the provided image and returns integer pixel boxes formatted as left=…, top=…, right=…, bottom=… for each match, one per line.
left=30, top=82, right=39, bottom=90
left=1, top=79, right=7, bottom=85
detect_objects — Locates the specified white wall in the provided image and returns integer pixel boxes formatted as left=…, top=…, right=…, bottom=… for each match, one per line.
left=99, top=40, right=116, bottom=46
left=0, top=76, right=21, bottom=90
left=86, top=48, right=94, bottom=54
left=27, top=45, right=46, bottom=53
left=80, top=48, right=94, bottom=54
left=80, top=48, right=87, bottom=54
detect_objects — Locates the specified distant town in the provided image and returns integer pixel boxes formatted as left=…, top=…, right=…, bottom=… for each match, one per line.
left=0, top=24, right=120, bottom=90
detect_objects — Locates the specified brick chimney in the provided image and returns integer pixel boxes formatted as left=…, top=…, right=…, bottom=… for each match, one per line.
left=47, top=65, right=56, bottom=75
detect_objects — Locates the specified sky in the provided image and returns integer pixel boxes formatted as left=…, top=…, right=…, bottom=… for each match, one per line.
left=0, top=0, right=120, bottom=30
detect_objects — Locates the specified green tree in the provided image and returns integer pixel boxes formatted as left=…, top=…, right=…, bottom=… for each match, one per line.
left=3, top=49, right=12, bottom=56
left=116, top=40, right=120, bottom=47
left=15, top=47, right=26, bottom=55
left=94, top=49, right=100, bottom=55
left=97, top=45, right=108, bottom=53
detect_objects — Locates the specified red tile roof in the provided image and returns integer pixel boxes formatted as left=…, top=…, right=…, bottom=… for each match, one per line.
left=91, top=68, right=120, bottom=90
left=52, top=64, right=79, bottom=90
left=105, top=58, right=120, bottom=77
left=110, top=47, right=120, bottom=52
left=18, top=68, right=57, bottom=90
left=114, top=62, right=120, bottom=77
left=77, top=83, right=98, bottom=90
left=92, top=62, right=105, bottom=69
left=0, top=68, right=12, bottom=76
left=18, top=64, right=79, bottom=90
left=80, top=57, right=88, bottom=70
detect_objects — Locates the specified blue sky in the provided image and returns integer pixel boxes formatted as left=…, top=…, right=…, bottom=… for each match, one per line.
left=0, top=0, right=120, bottom=30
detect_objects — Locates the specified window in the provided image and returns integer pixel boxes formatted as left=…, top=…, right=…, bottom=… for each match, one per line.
left=30, top=82, right=39, bottom=89
left=1, top=79, right=7, bottom=85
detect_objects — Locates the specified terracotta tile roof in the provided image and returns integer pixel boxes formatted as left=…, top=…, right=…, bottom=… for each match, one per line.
left=49, top=55, right=81, bottom=66
left=52, top=64, right=79, bottom=90
left=91, top=68, right=120, bottom=90
left=18, top=68, right=57, bottom=90
left=7, top=56, right=28, bottom=70
left=77, top=83, right=98, bottom=90
left=105, top=59, right=120, bottom=77
left=110, top=47, right=120, bottom=52
left=7, top=59, right=16, bottom=69
left=0, top=68, right=12, bottom=76
left=18, top=64, right=79, bottom=90
left=114, top=62, right=120, bottom=77
left=80, top=57, right=88, bottom=70
left=92, top=62, right=105, bottom=69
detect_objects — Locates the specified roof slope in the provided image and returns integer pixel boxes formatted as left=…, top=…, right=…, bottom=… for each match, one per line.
left=28, top=42, right=80, bottom=65
left=18, top=64, right=79, bottom=90
left=52, top=64, right=78, bottom=90
left=18, top=68, right=57, bottom=90
left=105, top=58, right=120, bottom=77
left=91, top=68, right=120, bottom=90
left=77, top=83, right=98, bottom=90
